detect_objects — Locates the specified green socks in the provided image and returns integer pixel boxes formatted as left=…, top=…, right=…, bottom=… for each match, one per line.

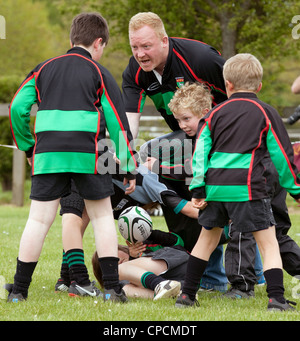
left=65, top=249, right=90, bottom=285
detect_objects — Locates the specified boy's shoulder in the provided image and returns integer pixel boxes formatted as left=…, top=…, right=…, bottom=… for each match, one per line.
left=255, top=97, right=277, bottom=112
left=223, top=93, right=280, bottom=120
left=203, top=92, right=279, bottom=121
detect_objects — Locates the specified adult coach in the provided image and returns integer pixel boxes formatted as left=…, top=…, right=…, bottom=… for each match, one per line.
left=122, top=12, right=227, bottom=138
left=122, top=12, right=228, bottom=291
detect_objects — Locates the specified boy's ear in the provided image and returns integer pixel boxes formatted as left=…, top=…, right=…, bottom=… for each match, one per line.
left=256, top=82, right=262, bottom=93
left=202, top=108, right=210, bottom=115
left=225, top=80, right=234, bottom=91
left=94, top=37, right=103, bottom=49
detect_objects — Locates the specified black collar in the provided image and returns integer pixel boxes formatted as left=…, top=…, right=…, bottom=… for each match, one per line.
left=67, top=46, right=92, bottom=59
left=229, top=92, right=258, bottom=99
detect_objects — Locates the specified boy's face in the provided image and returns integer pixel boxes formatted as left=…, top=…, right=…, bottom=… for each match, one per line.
left=173, top=109, right=201, bottom=137
left=93, top=41, right=106, bottom=61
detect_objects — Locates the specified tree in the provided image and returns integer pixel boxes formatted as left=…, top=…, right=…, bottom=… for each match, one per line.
left=95, top=0, right=300, bottom=108
left=92, top=0, right=300, bottom=60
left=52, top=0, right=300, bottom=108
left=0, top=0, right=66, bottom=77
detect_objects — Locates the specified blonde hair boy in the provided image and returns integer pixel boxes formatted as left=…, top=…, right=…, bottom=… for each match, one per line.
left=223, top=53, right=263, bottom=93
left=168, top=82, right=212, bottom=118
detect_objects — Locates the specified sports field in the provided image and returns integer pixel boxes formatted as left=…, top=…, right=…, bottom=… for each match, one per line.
left=1, top=182, right=300, bottom=323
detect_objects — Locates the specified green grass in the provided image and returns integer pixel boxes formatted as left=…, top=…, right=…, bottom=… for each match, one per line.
left=1, top=184, right=300, bottom=322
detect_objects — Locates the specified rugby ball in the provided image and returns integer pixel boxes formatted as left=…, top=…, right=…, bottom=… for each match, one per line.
left=118, top=206, right=153, bottom=243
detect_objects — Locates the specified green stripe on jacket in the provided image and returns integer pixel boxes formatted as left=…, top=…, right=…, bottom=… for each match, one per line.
left=35, top=110, right=99, bottom=133
left=210, top=152, right=252, bottom=169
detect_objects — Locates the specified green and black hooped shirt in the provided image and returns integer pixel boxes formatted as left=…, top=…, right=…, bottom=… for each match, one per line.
left=190, top=92, right=300, bottom=202
left=10, top=47, right=137, bottom=176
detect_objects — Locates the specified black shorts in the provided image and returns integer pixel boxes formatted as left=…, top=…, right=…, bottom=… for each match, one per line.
left=198, top=199, right=276, bottom=233
left=30, top=173, right=114, bottom=202
left=144, top=246, right=189, bottom=282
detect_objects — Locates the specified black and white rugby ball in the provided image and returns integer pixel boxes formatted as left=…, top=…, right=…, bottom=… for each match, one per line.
left=118, top=206, right=153, bottom=243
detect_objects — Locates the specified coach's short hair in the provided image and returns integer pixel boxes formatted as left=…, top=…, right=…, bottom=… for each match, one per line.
left=129, top=12, right=167, bottom=40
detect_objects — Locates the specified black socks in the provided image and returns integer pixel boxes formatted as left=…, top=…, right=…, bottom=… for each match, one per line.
left=141, top=272, right=165, bottom=290
left=12, top=258, right=37, bottom=298
left=59, top=251, right=70, bottom=283
left=98, top=256, right=122, bottom=293
left=182, top=255, right=208, bottom=301
left=264, top=268, right=285, bottom=303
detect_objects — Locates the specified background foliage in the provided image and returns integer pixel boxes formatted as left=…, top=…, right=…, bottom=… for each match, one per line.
left=2, top=0, right=300, bottom=189
left=2, top=0, right=300, bottom=104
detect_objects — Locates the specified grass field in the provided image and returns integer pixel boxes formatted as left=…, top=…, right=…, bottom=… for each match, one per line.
left=1, top=183, right=300, bottom=324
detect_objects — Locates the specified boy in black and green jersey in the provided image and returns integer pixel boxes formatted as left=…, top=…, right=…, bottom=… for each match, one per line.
left=7, top=13, right=137, bottom=303
left=176, top=53, right=300, bottom=311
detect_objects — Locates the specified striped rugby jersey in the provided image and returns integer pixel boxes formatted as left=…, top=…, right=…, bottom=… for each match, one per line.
left=9, top=47, right=137, bottom=175
left=122, top=37, right=227, bottom=132
left=190, top=92, right=300, bottom=202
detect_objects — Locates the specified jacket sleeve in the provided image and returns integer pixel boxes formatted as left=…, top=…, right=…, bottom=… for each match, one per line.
left=122, top=59, right=146, bottom=113
left=100, top=70, right=137, bottom=175
left=189, top=121, right=212, bottom=198
left=145, top=230, right=185, bottom=248
left=266, top=114, right=300, bottom=200
left=9, top=71, right=37, bottom=157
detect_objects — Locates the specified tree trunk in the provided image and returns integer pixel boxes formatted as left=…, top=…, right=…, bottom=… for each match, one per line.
left=1, top=176, right=12, bottom=191
left=220, top=14, right=237, bottom=60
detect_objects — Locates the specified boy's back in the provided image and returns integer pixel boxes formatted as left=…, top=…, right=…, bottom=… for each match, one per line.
left=36, top=49, right=105, bottom=111
left=177, top=54, right=300, bottom=311
left=10, top=46, right=136, bottom=176
left=190, top=91, right=300, bottom=202
left=7, top=12, right=136, bottom=304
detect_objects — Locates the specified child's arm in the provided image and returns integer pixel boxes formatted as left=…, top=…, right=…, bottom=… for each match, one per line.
left=189, top=121, right=212, bottom=196
left=145, top=230, right=185, bottom=248
left=265, top=112, right=300, bottom=200
left=99, top=70, right=137, bottom=176
left=9, top=71, right=37, bottom=157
